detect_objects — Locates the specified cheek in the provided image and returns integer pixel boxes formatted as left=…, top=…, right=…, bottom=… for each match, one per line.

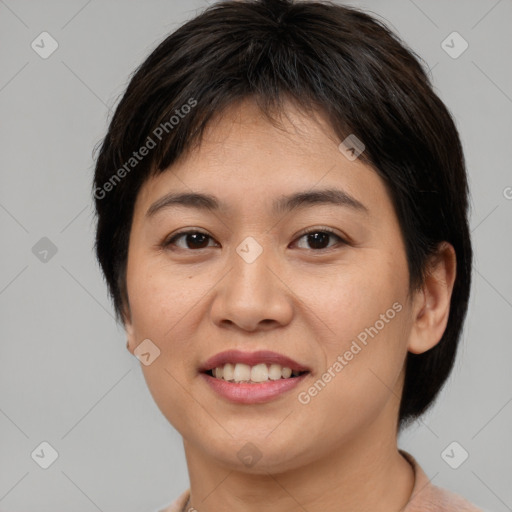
left=295, top=253, right=407, bottom=344
left=125, top=255, right=209, bottom=431
left=127, top=251, right=205, bottom=337
left=293, top=255, right=409, bottom=408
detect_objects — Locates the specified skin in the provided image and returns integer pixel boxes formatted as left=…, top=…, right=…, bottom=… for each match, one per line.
left=124, top=97, right=456, bottom=512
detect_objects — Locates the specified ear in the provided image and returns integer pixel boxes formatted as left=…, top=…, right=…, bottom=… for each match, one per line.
left=123, top=306, right=136, bottom=355
left=407, top=242, right=457, bottom=355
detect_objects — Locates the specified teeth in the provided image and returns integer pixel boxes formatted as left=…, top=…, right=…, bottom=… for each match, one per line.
left=210, top=362, right=303, bottom=383
left=268, top=364, right=282, bottom=380
left=223, top=363, right=234, bottom=381
left=251, top=363, right=269, bottom=382
left=233, top=363, right=251, bottom=382
left=282, top=367, right=292, bottom=379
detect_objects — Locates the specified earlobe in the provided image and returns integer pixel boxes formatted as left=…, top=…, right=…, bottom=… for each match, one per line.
left=124, top=310, right=135, bottom=355
left=407, top=242, right=457, bottom=355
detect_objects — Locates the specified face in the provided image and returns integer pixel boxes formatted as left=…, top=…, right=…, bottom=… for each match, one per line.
left=124, top=98, right=417, bottom=473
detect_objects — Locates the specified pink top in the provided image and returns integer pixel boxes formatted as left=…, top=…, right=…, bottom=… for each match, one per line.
left=158, top=451, right=484, bottom=512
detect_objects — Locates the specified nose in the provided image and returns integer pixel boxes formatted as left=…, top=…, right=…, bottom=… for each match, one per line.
left=209, top=241, right=294, bottom=332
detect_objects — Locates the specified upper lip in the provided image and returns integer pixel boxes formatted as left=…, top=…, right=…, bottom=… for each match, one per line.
left=199, top=350, right=310, bottom=373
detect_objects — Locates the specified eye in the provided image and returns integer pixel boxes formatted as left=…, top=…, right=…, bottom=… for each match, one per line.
left=162, top=227, right=347, bottom=252
left=164, top=230, right=218, bottom=250
left=293, top=228, right=347, bottom=251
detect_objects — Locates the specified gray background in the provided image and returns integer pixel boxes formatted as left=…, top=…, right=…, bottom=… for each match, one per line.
left=0, top=0, right=511, bottom=511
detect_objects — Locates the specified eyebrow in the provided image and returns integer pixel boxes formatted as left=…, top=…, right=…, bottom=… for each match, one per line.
left=146, top=188, right=369, bottom=218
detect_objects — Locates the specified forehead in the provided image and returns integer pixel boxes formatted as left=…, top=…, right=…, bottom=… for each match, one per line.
left=134, top=98, right=390, bottom=218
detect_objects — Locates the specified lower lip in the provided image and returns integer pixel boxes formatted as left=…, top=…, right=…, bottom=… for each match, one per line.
left=200, top=372, right=309, bottom=404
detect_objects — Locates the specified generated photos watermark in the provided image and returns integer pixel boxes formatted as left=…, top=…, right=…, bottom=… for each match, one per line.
left=298, top=301, right=403, bottom=405
left=94, top=97, right=197, bottom=200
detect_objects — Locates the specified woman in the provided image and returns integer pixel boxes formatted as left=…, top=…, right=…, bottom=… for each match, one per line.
left=92, top=1, right=482, bottom=510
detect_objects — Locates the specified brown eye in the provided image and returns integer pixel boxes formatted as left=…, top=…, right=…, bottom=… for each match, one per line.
left=294, top=229, right=346, bottom=251
left=165, top=231, right=217, bottom=250
left=163, top=228, right=346, bottom=252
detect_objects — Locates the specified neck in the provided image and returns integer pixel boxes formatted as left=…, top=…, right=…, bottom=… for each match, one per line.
left=182, top=417, right=414, bottom=512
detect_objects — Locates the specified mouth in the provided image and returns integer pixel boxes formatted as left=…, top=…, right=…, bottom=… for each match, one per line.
left=199, top=349, right=311, bottom=384
left=203, top=364, right=309, bottom=383
left=200, top=355, right=311, bottom=404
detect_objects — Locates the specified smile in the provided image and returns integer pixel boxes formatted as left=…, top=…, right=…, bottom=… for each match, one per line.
left=206, top=362, right=307, bottom=383
left=199, top=350, right=311, bottom=404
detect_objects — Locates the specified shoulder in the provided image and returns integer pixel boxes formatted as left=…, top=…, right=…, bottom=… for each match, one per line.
left=157, top=488, right=190, bottom=512
left=401, top=450, right=486, bottom=512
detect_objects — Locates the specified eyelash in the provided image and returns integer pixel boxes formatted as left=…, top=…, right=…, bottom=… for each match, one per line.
left=162, top=227, right=348, bottom=252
